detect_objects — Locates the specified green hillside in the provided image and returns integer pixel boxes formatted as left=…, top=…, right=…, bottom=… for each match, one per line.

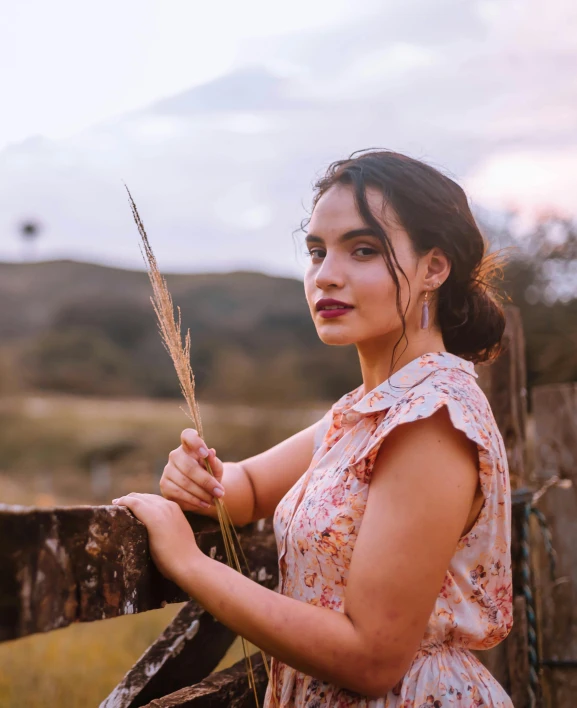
left=1, top=244, right=576, bottom=403
left=0, top=260, right=360, bottom=401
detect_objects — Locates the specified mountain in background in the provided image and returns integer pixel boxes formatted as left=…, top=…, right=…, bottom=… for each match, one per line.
left=0, top=259, right=360, bottom=401
left=1, top=241, right=576, bottom=403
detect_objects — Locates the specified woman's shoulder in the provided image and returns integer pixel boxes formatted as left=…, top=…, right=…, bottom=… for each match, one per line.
left=387, top=363, right=494, bottom=441
left=347, top=361, right=506, bottom=484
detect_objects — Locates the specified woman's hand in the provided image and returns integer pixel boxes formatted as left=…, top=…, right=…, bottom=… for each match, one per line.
left=160, top=429, right=225, bottom=511
left=111, top=492, right=203, bottom=587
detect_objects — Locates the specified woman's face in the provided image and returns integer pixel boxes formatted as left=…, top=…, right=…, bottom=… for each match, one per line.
left=303, top=182, right=429, bottom=347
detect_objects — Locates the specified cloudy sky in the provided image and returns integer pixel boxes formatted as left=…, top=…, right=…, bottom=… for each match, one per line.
left=0, top=0, right=575, bottom=276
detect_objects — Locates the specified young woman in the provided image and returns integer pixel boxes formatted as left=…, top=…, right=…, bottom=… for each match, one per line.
left=112, top=150, right=513, bottom=707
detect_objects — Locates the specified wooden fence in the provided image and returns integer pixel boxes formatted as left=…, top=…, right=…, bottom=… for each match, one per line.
left=0, top=305, right=575, bottom=707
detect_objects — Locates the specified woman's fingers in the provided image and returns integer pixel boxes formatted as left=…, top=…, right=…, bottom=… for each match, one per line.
left=179, top=430, right=223, bottom=483
left=111, top=493, right=144, bottom=516
left=180, top=428, right=209, bottom=460
left=114, top=492, right=156, bottom=506
left=205, top=448, right=224, bottom=484
left=160, top=477, right=212, bottom=510
left=169, top=446, right=225, bottom=497
left=114, top=492, right=142, bottom=504
left=165, top=466, right=216, bottom=506
left=159, top=430, right=226, bottom=515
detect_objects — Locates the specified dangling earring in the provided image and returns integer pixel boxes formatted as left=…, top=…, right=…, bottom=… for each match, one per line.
left=421, top=289, right=430, bottom=330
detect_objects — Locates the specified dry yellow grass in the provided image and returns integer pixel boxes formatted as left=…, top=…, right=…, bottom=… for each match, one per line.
left=0, top=393, right=327, bottom=505
left=0, top=605, right=182, bottom=707
left=0, top=605, right=259, bottom=707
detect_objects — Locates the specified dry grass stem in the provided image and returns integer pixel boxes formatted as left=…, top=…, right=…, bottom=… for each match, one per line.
left=125, top=185, right=277, bottom=707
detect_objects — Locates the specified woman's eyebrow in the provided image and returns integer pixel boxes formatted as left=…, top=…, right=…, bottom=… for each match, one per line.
left=305, top=228, right=378, bottom=245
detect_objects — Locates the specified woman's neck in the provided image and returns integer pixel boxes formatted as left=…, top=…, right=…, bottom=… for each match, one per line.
left=356, top=329, right=447, bottom=394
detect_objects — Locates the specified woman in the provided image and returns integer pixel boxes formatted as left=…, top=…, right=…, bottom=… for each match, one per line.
left=112, top=150, right=513, bottom=706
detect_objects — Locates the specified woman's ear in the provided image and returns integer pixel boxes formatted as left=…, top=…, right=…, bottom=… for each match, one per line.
left=424, top=247, right=451, bottom=288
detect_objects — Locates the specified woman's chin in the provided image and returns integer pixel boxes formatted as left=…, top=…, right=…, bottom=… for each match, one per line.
left=316, top=326, right=357, bottom=347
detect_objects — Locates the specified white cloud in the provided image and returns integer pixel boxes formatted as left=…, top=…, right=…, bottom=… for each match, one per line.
left=465, top=148, right=577, bottom=218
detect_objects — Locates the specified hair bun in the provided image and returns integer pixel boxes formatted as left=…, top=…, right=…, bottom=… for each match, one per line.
left=438, top=278, right=506, bottom=363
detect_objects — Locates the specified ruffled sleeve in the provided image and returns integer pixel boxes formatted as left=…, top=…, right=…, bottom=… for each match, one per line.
left=346, top=380, right=497, bottom=501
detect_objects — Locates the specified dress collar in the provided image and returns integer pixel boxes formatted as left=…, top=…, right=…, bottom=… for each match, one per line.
left=333, top=351, right=477, bottom=423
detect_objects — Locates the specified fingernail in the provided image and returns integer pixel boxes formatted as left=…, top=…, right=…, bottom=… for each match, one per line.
left=200, top=500, right=211, bottom=508
left=213, top=487, right=225, bottom=498
left=199, top=447, right=208, bottom=458
left=112, top=499, right=118, bottom=503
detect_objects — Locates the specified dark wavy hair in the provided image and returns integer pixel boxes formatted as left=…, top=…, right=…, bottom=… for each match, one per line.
left=300, top=149, right=509, bottom=366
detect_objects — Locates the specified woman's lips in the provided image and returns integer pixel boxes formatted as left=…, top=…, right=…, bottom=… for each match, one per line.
left=318, top=307, right=354, bottom=319
left=315, top=298, right=354, bottom=319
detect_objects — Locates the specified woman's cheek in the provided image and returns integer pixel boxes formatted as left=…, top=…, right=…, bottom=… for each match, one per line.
left=360, top=288, right=398, bottom=333
left=303, top=272, right=316, bottom=312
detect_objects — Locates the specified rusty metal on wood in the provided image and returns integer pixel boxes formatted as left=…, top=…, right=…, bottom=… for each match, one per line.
left=532, top=382, right=577, bottom=705
left=140, top=654, right=269, bottom=708
left=0, top=505, right=277, bottom=644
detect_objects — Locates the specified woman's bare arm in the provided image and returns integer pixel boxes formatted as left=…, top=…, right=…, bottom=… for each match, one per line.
left=160, top=418, right=324, bottom=527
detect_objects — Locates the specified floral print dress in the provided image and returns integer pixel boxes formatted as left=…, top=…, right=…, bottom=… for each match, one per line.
left=263, top=352, right=513, bottom=708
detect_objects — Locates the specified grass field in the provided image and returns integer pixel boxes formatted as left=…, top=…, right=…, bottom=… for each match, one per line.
left=0, top=604, right=261, bottom=707
left=0, top=393, right=326, bottom=707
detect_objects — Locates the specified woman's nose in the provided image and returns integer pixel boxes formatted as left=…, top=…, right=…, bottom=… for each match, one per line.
left=314, top=253, right=345, bottom=290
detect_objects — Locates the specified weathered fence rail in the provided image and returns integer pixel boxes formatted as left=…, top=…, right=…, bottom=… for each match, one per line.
left=0, top=506, right=276, bottom=643
left=0, top=305, right=575, bottom=707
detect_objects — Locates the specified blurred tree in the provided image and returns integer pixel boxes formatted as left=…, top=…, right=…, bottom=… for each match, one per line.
left=19, top=220, right=42, bottom=262
left=54, top=300, right=154, bottom=350
left=22, top=329, right=144, bottom=396
left=0, top=346, right=21, bottom=395
left=495, top=215, right=577, bottom=390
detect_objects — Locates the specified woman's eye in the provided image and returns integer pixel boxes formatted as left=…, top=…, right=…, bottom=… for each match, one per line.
left=305, top=245, right=378, bottom=260
left=353, top=246, right=378, bottom=257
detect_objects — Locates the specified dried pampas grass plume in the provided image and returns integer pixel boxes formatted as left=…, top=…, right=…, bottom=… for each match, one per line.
left=125, top=185, right=277, bottom=707
left=129, top=199, right=203, bottom=434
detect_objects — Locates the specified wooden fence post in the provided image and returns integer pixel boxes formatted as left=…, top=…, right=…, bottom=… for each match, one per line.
left=475, top=306, right=532, bottom=703
left=532, top=383, right=577, bottom=707
left=476, top=305, right=528, bottom=490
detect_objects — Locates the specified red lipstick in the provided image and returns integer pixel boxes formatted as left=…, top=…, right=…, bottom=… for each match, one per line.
left=315, top=298, right=354, bottom=319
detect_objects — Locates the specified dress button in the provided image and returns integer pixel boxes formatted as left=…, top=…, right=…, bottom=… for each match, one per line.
left=344, top=411, right=360, bottom=424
